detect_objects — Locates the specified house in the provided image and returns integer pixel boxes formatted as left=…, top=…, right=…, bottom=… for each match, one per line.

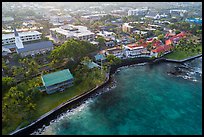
left=166, top=31, right=187, bottom=45
left=97, top=31, right=116, bottom=47
left=145, top=11, right=160, bottom=19
left=106, top=46, right=124, bottom=58
left=165, top=39, right=173, bottom=46
left=123, top=43, right=144, bottom=57
left=41, top=69, right=74, bottom=94
left=122, top=23, right=134, bottom=33
left=105, top=39, right=115, bottom=47
left=152, top=40, right=163, bottom=48
left=150, top=44, right=173, bottom=57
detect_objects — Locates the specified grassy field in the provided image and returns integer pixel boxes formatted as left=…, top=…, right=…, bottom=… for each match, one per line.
left=164, top=45, right=202, bottom=60
left=2, top=69, right=106, bottom=135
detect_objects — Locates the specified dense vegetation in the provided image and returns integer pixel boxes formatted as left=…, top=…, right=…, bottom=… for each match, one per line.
left=2, top=39, right=105, bottom=135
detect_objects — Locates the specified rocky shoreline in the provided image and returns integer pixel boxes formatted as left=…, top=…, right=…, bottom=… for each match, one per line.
left=9, top=55, right=202, bottom=135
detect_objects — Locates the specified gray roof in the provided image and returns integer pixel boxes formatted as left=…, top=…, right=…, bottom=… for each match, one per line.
left=14, top=28, right=19, bottom=37
left=16, top=41, right=53, bottom=53
left=3, top=44, right=17, bottom=49
left=146, top=12, right=159, bottom=17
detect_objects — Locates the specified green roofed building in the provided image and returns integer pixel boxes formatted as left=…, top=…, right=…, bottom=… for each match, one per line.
left=41, top=69, right=74, bottom=94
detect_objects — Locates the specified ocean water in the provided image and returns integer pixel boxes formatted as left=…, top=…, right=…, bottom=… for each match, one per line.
left=33, top=57, right=202, bottom=135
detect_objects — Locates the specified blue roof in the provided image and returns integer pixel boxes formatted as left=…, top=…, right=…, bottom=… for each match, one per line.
left=17, top=41, right=54, bottom=53
left=94, top=53, right=106, bottom=61
left=186, top=18, right=202, bottom=24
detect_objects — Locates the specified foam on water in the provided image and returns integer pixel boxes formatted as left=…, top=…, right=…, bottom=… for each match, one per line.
left=31, top=57, right=202, bottom=135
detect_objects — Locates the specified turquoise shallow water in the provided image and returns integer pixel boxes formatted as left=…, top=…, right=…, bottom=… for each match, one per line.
left=36, top=58, right=202, bottom=135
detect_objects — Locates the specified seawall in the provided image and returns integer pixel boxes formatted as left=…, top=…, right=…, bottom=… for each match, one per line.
left=10, top=57, right=153, bottom=135
left=9, top=54, right=201, bottom=135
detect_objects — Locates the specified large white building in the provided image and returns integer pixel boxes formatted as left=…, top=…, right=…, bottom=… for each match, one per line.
left=2, top=31, right=42, bottom=46
left=81, top=14, right=107, bottom=21
left=50, top=24, right=95, bottom=42
left=128, top=8, right=148, bottom=16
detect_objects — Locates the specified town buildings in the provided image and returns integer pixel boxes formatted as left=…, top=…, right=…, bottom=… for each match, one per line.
left=50, top=24, right=95, bottom=42
left=2, top=29, right=53, bottom=57
left=122, top=23, right=134, bottom=33
left=150, top=44, right=173, bottom=57
left=170, top=9, right=187, bottom=18
left=124, top=43, right=149, bottom=58
left=2, top=31, right=42, bottom=46
left=128, top=8, right=148, bottom=16
left=145, top=11, right=160, bottom=19
left=81, top=14, right=107, bottom=21
left=41, top=69, right=74, bottom=94
left=97, top=31, right=116, bottom=47
left=105, top=46, right=124, bottom=58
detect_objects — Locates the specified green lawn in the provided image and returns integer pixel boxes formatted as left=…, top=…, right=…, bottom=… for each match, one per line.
left=164, top=45, right=202, bottom=60
left=2, top=69, right=106, bottom=135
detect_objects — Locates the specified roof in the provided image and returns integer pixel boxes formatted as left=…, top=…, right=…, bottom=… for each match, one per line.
left=17, top=41, right=54, bottom=53
left=41, top=69, right=74, bottom=87
left=2, top=31, right=42, bottom=40
left=186, top=18, right=202, bottom=24
left=165, top=39, right=172, bottom=45
left=145, top=12, right=159, bottom=17
left=152, top=40, right=162, bottom=47
left=125, top=43, right=144, bottom=50
left=94, top=53, right=106, bottom=61
left=50, top=25, right=94, bottom=38
left=152, top=45, right=173, bottom=53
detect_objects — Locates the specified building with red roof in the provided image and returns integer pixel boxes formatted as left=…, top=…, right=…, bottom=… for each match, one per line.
left=152, top=40, right=163, bottom=48
left=165, top=39, right=172, bottom=45
left=150, top=44, right=173, bottom=57
left=124, top=43, right=145, bottom=57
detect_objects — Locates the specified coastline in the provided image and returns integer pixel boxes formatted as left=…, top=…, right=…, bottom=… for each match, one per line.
left=9, top=55, right=202, bottom=135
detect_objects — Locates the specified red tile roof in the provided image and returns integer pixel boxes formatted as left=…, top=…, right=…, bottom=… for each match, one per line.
left=152, top=40, right=162, bottom=47
left=165, top=39, right=172, bottom=45
left=151, top=45, right=173, bottom=53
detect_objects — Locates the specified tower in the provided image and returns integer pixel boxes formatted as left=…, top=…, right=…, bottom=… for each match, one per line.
left=14, top=28, right=24, bottom=49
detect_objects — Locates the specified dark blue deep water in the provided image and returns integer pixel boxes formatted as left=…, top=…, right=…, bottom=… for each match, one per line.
left=33, top=57, right=202, bottom=135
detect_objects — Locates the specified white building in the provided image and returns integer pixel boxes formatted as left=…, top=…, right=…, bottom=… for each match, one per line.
left=123, top=43, right=145, bottom=57
left=97, top=31, right=116, bottom=40
left=122, top=23, right=134, bottom=33
left=145, top=12, right=160, bottom=19
left=2, top=31, right=42, bottom=46
left=128, top=8, right=148, bottom=16
left=106, top=46, right=124, bottom=58
left=49, top=15, right=72, bottom=25
left=81, top=14, right=107, bottom=21
left=50, top=24, right=95, bottom=42
left=170, top=10, right=187, bottom=17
